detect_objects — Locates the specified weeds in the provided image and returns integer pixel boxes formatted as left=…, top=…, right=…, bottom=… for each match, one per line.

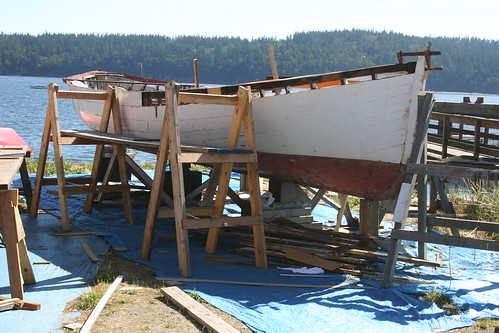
left=450, top=180, right=499, bottom=221
left=93, top=262, right=115, bottom=284
left=420, top=289, right=464, bottom=316
left=26, top=158, right=92, bottom=176
left=186, top=289, right=207, bottom=304
left=475, top=317, right=499, bottom=329
left=76, top=291, right=104, bottom=310
left=448, top=180, right=499, bottom=240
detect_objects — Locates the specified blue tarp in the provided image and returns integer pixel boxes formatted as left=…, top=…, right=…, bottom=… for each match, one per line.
left=1, top=174, right=497, bottom=332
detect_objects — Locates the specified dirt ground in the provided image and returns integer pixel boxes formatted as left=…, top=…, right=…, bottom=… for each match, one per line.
left=63, top=250, right=252, bottom=332
left=61, top=250, right=495, bottom=333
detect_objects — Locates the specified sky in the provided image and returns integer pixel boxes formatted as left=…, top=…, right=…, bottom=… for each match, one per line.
left=1, top=0, right=498, bottom=41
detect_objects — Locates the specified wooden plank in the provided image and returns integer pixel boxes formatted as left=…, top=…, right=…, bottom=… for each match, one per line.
left=29, top=84, right=55, bottom=218
left=187, top=62, right=416, bottom=95
left=80, top=275, right=123, bottom=333
left=166, top=82, right=192, bottom=277
left=428, top=216, right=499, bottom=233
left=81, top=242, right=101, bottom=264
left=408, top=163, right=499, bottom=180
left=391, top=229, right=499, bottom=251
left=205, top=86, right=250, bottom=255
left=56, top=90, right=108, bottom=100
left=178, top=92, right=238, bottom=106
left=359, top=199, right=379, bottom=236
left=1, top=190, right=25, bottom=299
left=160, top=286, right=240, bottom=333
left=243, top=94, right=267, bottom=270
left=432, top=101, right=499, bottom=119
left=17, top=238, right=35, bottom=285
left=158, top=206, right=216, bottom=219
left=158, top=278, right=372, bottom=289
left=183, top=215, right=263, bottom=230
left=51, top=231, right=98, bottom=236
left=62, top=183, right=129, bottom=195
left=285, top=247, right=342, bottom=272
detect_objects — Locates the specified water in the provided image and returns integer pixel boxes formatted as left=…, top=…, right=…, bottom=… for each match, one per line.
left=0, top=75, right=157, bottom=163
left=1, top=75, right=498, bottom=163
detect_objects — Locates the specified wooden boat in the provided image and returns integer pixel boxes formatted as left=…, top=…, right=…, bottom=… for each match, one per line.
left=63, top=50, right=438, bottom=200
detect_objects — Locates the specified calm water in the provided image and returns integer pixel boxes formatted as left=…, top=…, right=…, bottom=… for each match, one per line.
left=0, top=75, right=157, bottom=163
left=1, top=75, right=498, bottom=163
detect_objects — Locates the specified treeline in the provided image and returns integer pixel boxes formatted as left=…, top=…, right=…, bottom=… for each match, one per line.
left=0, top=30, right=498, bottom=93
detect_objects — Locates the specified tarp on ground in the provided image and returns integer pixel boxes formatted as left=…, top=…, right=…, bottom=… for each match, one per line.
left=1, top=174, right=498, bottom=332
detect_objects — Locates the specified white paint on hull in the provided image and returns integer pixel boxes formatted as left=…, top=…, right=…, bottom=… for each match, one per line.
left=69, top=60, right=425, bottom=167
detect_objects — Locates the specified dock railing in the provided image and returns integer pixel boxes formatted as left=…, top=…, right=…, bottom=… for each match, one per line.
left=428, top=98, right=499, bottom=160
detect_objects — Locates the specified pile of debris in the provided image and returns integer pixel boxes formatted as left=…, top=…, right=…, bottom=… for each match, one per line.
left=196, top=218, right=439, bottom=282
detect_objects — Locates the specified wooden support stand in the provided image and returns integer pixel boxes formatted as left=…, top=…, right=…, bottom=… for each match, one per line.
left=29, top=84, right=134, bottom=231
left=381, top=93, right=499, bottom=287
left=140, top=82, right=267, bottom=277
left=0, top=147, right=39, bottom=309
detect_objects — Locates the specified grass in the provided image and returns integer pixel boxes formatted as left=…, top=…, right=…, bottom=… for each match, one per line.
left=186, top=289, right=207, bottom=304
left=26, top=158, right=92, bottom=176
left=447, top=180, right=499, bottom=240
left=76, top=290, right=104, bottom=311
left=420, top=289, right=464, bottom=316
left=450, top=180, right=499, bottom=222
left=475, top=317, right=499, bottom=329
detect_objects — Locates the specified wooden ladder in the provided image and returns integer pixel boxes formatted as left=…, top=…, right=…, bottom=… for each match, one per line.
left=29, top=83, right=133, bottom=231
left=140, top=82, right=268, bottom=277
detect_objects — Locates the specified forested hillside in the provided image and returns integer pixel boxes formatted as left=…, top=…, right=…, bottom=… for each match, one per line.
left=0, top=30, right=498, bottom=93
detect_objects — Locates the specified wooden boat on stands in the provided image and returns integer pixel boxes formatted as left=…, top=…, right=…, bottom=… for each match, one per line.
left=63, top=49, right=439, bottom=200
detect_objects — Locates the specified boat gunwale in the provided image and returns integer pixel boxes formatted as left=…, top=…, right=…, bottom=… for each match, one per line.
left=63, top=62, right=418, bottom=96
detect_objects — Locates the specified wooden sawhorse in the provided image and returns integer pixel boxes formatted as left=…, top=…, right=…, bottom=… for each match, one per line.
left=29, top=84, right=133, bottom=231
left=0, top=146, right=40, bottom=310
left=140, top=82, right=268, bottom=277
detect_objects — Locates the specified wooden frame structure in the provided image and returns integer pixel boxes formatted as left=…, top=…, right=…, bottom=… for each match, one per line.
left=140, top=82, right=267, bottom=277
left=0, top=146, right=40, bottom=309
left=29, top=81, right=267, bottom=277
left=381, top=95, right=499, bottom=287
left=29, top=84, right=133, bottom=231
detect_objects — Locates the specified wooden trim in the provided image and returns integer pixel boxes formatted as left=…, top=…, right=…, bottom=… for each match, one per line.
left=56, top=90, right=108, bottom=100
left=183, top=215, right=263, bottom=229
left=427, top=216, right=499, bottom=233
left=186, top=62, right=417, bottom=95
left=158, top=206, right=216, bottom=219
left=391, top=229, right=499, bottom=251
left=178, top=92, right=238, bottom=105
left=408, top=163, right=499, bottom=180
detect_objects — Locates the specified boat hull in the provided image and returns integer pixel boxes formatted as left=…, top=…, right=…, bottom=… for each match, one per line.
left=66, top=58, right=427, bottom=200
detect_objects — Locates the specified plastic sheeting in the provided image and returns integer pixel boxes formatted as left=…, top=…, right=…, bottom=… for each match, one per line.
left=0, top=213, right=109, bottom=332
left=2, top=173, right=498, bottom=332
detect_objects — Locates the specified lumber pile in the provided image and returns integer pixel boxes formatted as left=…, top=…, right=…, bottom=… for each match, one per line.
left=194, top=218, right=439, bottom=281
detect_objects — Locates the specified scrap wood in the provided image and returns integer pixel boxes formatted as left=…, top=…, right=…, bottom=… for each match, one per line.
left=51, top=231, right=98, bottom=236
left=80, top=275, right=123, bottom=333
left=204, top=256, right=257, bottom=266
left=157, top=277, right=374, bottom=289
left=0, top=296, right=41, bottom=311
left=81, top=242, right=101, bottom=264
left=63, top=323, right=83, bottom=331
left=33, top=261, right=51, bottom=264
left=161, top=286, right=240, bottom=333
left=284, top=247, right=342, bottom=271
